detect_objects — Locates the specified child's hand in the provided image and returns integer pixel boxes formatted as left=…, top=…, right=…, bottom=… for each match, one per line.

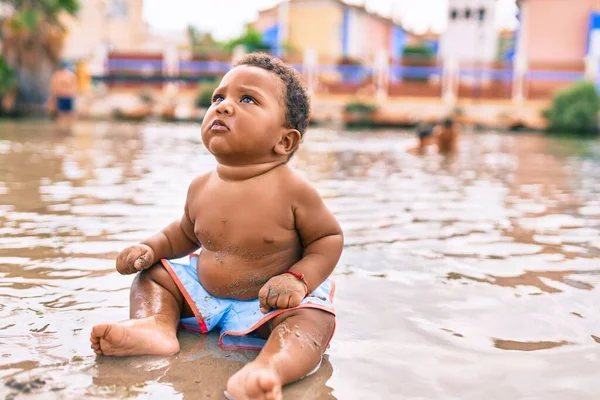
left=258, top=273, right=307, bottom=313
left=116, top=244, right=155, bottom=275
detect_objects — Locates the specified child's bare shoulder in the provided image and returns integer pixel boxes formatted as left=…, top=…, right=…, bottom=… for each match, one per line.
left=187, top=171, right=213, bottom=196
left=277, top=166, right=323, bottom=205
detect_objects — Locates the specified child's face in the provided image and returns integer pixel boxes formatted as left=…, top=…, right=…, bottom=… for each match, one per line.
left=201, top=65, right=288, bottom=163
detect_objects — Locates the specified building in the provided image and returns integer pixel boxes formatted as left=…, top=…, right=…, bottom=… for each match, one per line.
left=497, top=29, right=516, bottom=62
left=516, top=0, right=600, bottom=67
left=251, top=0, right=407, bottom=63
left=439, top=0, right=499, bottom=62
left=60, top=0, right=148, bottom=61
left=407, top=29, right=441, bottom=55
left=59, top=0, right=187, bottom=79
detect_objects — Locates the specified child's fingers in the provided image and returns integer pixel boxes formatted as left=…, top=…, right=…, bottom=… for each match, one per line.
left=116, top=248, right=136, bottom=274
left=260, top=305, right=270, bottom=313
left=276, top=294, right=291, bottom=309
left=115, top=252, right=125, bottom=273
left=134, top=251, right=152, bottom=271
left=258, top=284, right=270, bottom=311
left=288, top=292, right=304, bottom=308
left=268, top=293, right=281, bottom=310
left=125, top=248, right=141, bottom=272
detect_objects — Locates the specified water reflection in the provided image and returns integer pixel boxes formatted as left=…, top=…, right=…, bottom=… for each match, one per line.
left=0, top=121, right=599, bottom=399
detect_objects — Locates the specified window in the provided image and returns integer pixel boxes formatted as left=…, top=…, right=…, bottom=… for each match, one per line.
left=450, top=8, right=458, bottom=20
left=478, top=8, right=486, bottom=21
left=108, top=0, right=128, bottom=18
left=465, top=8, right=472, bottom=19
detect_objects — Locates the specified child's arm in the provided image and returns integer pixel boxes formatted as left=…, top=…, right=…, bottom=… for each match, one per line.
left=115, top=177, right=202, bottom=274
left=140, top=205, right=200, bottom=261
left=141, top=175, right=203, bottom=260
left=288, top=182, right=343, bottom=290
left=258, top=179, right=343, bottom=312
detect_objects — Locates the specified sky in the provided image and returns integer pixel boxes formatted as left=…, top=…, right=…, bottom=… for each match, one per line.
left=143, top=0, right=519, bottom=40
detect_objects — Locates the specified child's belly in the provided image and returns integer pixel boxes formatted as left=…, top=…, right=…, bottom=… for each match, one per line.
left=195, top=248, right=300, bottom=300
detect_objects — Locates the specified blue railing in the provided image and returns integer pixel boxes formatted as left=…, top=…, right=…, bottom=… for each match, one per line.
left=390, top=65, right=442, bottom=79
left=526, top=70, right=584, bottom=81
left=459, top=69, right=513, bottom=82
left=107, top=59, right=164, bottom=70
left=97, top=58, right=589, bottom=87
left=178, top=61, right=232, bottom=74
left=91, top=75, right=220, bottom=83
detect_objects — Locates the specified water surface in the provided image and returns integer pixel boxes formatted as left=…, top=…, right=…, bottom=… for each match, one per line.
left=1, top=121, right=599, bottom=399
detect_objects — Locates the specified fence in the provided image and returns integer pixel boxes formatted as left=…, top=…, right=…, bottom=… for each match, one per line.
left=90, top=52, right=590, bottom=102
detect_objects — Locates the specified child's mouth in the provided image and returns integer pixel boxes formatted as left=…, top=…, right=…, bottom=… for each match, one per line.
left=211, top=119, right=230, bottom=132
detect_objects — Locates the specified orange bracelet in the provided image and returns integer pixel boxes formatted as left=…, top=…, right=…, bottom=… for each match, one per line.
left=284, top=271, right=310, bottom=296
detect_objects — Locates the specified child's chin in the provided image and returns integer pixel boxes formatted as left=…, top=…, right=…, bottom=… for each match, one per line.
left=206, top=144, right=232, bottom=158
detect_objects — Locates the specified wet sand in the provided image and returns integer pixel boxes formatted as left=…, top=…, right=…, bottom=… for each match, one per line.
left=0, top=121, right=599, bottom=399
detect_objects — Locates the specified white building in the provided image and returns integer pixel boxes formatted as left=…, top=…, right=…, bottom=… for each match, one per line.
left=440, top=0, right=499, bottom=62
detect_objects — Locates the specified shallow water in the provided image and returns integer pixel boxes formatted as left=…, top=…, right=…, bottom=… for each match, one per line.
left=0, top=121, right=599, bottom=399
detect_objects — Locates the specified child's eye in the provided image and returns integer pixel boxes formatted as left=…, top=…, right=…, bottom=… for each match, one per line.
left=240, top=95, right=255, bottom=104
left=212, top=94, right=224, bottom=103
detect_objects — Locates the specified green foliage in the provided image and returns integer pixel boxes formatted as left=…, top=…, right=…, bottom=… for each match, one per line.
left=344, top=100, right=376, bottom=114
left=187, top=26, right=224, bottom=59
left=0, top=0, right=80, bottom=111
left=195, top=83, right=218, bottom=109
left=224, top=27, right=270, bottom=53
left=0, top=57, right=17, bottom=95
left=2, top=0, right=79, bottom=30
left=343, top=100, right=377, bottom=128
left=543, top=81, right=600, bottom=134
left=403, top=45, right=434, bottom=58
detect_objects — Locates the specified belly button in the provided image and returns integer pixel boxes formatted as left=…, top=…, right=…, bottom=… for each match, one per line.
left=263, top=237, right=275, bottom=244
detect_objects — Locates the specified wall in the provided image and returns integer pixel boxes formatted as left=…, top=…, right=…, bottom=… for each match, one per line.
left=61, top=0, right=146, bottom=60
left=440, top=0, right=498, bottom=62
left=521, top=0, right=597, bottom=65
left=287, top=0, right=344, bottom=61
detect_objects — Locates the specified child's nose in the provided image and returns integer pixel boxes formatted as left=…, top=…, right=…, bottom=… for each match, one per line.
left=215, top=100, right=234, bottom=115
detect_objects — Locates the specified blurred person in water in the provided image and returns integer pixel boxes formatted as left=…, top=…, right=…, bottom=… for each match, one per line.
left=90, top=53, right=343, bottom=400
left=47, top=61, right=77, bottom=128
left=407, top=122, right=437, bottom=155
left=434, top=116, right=461, bottom=155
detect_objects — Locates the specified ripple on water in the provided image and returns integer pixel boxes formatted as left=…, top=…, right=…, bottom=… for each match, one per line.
left=0, top=122, right=599, bottom=398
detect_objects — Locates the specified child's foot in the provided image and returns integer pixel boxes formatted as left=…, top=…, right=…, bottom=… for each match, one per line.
left=90, top=316, right=179, bottom=356
left=225, top=361, right=282, bottom=400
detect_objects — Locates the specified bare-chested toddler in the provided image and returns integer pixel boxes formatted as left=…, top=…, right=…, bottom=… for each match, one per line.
left=90, top=53, right=344, bottom=400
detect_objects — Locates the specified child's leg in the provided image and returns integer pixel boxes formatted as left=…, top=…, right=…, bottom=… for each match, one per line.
left=226, top=308, right=335, bottom=400
left=90, top=263, right=187, bottom=356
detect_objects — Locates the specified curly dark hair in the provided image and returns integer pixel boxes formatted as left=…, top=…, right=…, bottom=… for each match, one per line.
left=233, top=53, right=310, bottom=155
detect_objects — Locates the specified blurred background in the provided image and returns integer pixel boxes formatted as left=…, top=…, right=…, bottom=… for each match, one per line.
left=1, top=2, right=600, bottom=400
left=2, top=0, right=600, bottom=131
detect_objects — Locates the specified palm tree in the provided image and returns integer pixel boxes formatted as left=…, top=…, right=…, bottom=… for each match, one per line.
left=0, top=0, right=79, bottom=114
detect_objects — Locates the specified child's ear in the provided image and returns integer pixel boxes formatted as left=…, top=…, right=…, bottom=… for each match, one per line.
left=274, top=129, right=301, bottom=156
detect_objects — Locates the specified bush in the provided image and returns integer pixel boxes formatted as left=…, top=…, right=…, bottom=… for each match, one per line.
left=403, top=45, right=434, bottom=58
left=0, top=57, right=17, bottom=95
left=543, top=81, right=600, bottom=134
left=195, top=83, right=218, bottom=109
left=344, top=100, right=376, bottom=114
left=343, top=100, right=377, bottom=128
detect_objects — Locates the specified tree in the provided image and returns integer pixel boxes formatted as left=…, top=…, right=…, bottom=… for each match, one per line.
left=0, top=0, right=79, bottom=114
left=0, top=56, right=17, bottom=95
left=186, top=25, right=225, bottom=60
left=224, top=27, right=271, bottom=54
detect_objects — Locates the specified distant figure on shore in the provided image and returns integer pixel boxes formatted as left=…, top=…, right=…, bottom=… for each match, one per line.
left=407, top=122, right=437, bottom=155
left=47, top=61, right=77, bottom=127
left=434, top=117, right=461, bottom=155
